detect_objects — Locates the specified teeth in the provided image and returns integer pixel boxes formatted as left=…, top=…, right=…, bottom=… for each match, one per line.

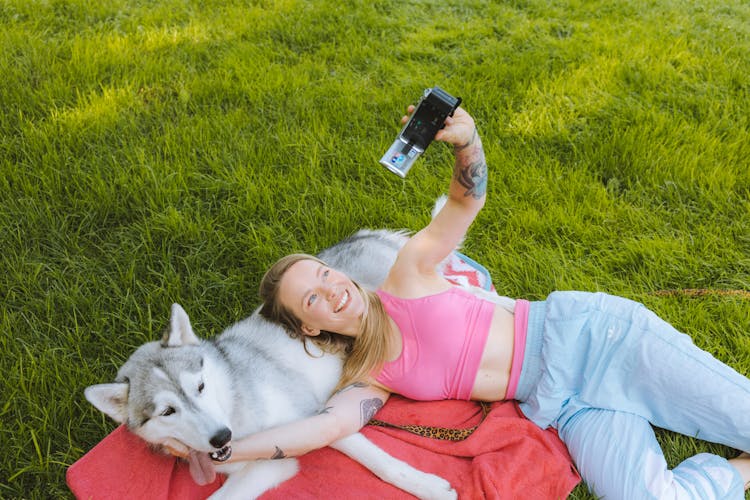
left=335, top=291, right=348, bottom=313
left=210, top=445, right=232, bottom=462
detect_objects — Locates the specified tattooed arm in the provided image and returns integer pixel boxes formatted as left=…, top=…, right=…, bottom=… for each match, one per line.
left=220, top=381, right=390, bottom=463
left=386, top=106, right=488, bottom=284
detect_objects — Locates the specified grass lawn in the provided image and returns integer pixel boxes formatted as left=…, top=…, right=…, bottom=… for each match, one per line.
left=1, top=0, right=748, bottom=498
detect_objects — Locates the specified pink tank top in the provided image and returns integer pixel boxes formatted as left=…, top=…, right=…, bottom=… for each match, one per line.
left=374, top=287, right=495, bottom=401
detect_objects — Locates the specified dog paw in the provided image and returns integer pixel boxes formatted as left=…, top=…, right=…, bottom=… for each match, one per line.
left=415, top=474, right=457, bottom=500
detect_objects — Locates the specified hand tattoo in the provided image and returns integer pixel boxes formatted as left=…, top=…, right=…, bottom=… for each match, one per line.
left=360, top=398, right=384, bottom=426
left=270, top=446, right=287, bottom=460
left=456, top=160, right=488, bottom=199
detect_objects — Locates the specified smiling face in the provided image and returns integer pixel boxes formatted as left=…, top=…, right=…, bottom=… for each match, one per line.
left=277, top=259, right=365, bottom=338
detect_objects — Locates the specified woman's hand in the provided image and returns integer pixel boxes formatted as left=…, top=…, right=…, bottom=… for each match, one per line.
left=400, top=105, right=476, bottom=148
left=163, top=438, right=190, bottom=458
left=163, top=438, right=219, bottom=486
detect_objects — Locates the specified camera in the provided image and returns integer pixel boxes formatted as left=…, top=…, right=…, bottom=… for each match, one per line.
left=379, top=86, right=462, bottom=177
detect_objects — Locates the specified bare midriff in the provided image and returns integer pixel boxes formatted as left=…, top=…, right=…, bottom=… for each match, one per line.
left=469, top=304, right=516, bottom=402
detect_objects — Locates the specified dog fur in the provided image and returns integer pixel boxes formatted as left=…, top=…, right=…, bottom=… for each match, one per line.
left=85, top=229, right=457, bottom=500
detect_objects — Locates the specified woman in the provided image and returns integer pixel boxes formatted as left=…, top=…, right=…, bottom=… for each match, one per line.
left=211, top=106, right=750, bottom=499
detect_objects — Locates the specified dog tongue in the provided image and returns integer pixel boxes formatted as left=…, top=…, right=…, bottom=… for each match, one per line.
left=187, top=450, right=216, bottom=485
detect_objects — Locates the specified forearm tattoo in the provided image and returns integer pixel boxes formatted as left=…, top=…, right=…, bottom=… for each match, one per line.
left=270, top=446, right=286, bottom=460
left=456, top=160, right=488, bottom=199
left=454, top=127, right=478, bottom=151
left=452, top=127, right=487, bottom=199
left=360, top=398, right=384, bottom=427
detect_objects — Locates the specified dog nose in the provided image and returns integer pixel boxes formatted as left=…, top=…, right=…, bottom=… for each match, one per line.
left=210, top=427, right=232, bottom=448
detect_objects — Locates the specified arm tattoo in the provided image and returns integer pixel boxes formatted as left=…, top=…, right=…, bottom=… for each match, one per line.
left=454, top=127, right=478, bottom=151
left=334, top=381, right=368, bottom=395
left=317, top=406, right=333, bottom=415
left=360, top=398, right=384, bottom=427
left=456, top=160, right=488, bottom=199
left=270, top=446, right=287, bottom=460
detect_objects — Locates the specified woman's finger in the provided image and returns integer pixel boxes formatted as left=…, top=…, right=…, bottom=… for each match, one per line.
left=163, top=438, right=190, bottom=458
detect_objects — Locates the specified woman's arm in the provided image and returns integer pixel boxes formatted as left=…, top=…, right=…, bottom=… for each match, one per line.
left=223, top=381, right=390, bottom=462
left=393, top=106, right=488, bottom=278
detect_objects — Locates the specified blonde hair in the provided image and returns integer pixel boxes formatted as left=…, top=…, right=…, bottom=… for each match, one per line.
left=258, top=253, right=393, bottom=393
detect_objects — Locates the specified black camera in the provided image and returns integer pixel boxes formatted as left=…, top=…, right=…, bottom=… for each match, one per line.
left=379, top=86, right=462, bottom=177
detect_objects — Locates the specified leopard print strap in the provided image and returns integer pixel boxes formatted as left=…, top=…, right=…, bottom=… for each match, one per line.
left=367, top=402, right=492, bottom=442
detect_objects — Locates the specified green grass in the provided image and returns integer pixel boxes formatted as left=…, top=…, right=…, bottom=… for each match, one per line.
left=1, top=0, right=749, bottom=498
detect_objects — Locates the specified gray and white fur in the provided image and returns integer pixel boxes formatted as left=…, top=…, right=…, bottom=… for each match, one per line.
left=85, top=228, right=458, bottom=500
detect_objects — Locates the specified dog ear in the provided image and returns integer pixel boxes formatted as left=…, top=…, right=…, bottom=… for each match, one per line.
left=162, top=303, right=201, bottom=347
left=84, top=383, right=130, bottom=424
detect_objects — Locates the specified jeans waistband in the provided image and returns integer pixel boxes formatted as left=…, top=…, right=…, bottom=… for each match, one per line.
left=513, top=300, right=546, bottom=404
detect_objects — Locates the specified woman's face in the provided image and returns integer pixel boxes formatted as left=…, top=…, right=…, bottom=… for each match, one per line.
left=277, top=259, right=365, bottom=337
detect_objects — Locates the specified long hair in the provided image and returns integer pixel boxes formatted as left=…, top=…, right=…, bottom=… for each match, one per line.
left=335, top=287, right=392, bottom=393
left=258, top=253, right=393, bottom=393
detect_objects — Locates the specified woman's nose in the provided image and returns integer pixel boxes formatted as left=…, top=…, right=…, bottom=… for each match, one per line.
left=316, top=283, right=335, bottom=300
left=324, top=285, right=338, bottom=300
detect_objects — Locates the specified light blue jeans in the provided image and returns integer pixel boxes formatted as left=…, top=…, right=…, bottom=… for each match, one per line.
left=515, top=291, right=750, bottom=499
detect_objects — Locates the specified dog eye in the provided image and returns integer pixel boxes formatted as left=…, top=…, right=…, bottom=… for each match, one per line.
left=161, top=406, right=176, bottom=417
left=198, top=382, right=205, bottom=393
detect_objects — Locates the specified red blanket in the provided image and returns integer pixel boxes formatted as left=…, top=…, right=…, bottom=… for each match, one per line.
left=67, top=396, right=579, bottom=499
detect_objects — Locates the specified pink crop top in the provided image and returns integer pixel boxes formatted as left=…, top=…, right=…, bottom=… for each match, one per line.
left=374, top=287, right=495, bottom=401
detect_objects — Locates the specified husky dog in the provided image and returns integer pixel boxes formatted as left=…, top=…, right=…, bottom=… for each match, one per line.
left=85, top=229, right=457, bottom=500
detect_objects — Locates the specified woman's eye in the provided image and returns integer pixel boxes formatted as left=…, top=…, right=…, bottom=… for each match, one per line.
left=308, top=293, right=318, bottom=306
left=322, top=269, right=330, bottom=279
left=198, top=382, right=205, bottom=393
left=161, top=406, right=176, bottom=417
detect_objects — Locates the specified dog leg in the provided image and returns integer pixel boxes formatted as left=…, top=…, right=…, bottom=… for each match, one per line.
left=209, top=458, right=299, bottom=500
left=331, top=433, right=457, bottom=500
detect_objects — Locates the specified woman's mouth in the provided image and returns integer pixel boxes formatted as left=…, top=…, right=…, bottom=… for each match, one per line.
left=334, top=290, right=350, bottom=313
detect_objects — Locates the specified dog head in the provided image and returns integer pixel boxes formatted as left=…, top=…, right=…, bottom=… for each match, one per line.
left=85, top=304, right=235, bottom=463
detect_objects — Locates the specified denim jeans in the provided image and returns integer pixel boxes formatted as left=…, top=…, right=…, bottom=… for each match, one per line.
left=515, top=291, right=749, bottom=499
